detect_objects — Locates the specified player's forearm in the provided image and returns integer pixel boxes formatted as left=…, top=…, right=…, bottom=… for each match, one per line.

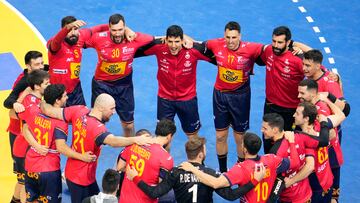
left=215, top=182, right=255, bottom=201
left=293, top=41, right=312, bottom=52
left=137, top=179, right=172, bottom=199
left=56, top=140, right=83, bottom=160
left=23, top=125, right=42, bottom=149
left=89, top=24, right=108, bottom=33
left=288, top=157, right=314, bottom=186
left=3, top=79, right=28, bottom=109
left=325, top=100, right=345, bottom=128
left=40, top=102, right=64, bottom=120
left=191, top=169, right=225, bottom=189
left=50, top=27, right=69, bottom=52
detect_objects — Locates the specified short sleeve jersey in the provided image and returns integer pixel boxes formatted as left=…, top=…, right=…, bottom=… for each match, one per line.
left=119, top=143, right=173, bottom=203
left=261, top=46, right=304, bottom=108
left=63, top=105, right=111, bottom=186
left=23, top=104, right=68, bottom=172
left=86, top=32, right=153, bottom=81
left=14, top=94, right=41, bottom=157
left=206, top=39, right=263, bottom=91
left=224, top=154, right=283, bottom=203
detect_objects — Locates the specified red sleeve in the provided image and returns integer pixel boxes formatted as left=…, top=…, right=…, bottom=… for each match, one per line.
left=223, top=163, right=248, bottom=186
left=84, top=32, right=98, bottom=48
left=133, top=32, right=154, bottom=48
left=192, top=47, right=212, bottom=62
left=288, top=142, right=300, bottom=170
left=260, top=45, right=271, bottom=63
left=305, top=148, right=315, bottom=157
left=206, top=39, right=216, bottom=50
left=249, top=42, right=264, bottom=60
left=79, top=24, right=108, bottom=43
left=300, top=133, right=320, bottom=149
left=89, top=24, right=108, bottom=33
left=120, top=146, right=131, bottom=162
left=63, top=105, right=82, bottom=123
left=143, top=43, right=160, bottom=56
left=160, top=153, right=174, bottom=171
left=48, top=27, right=69, bottom=53
left=327, top=80, right=343, bottom=98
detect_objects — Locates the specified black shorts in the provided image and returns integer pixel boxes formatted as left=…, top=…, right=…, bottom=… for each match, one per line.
left=263, top=99, right=296, bottom=131
left=9, top=132, right=17, bottom=173
left=213, top=81, right=250, bottom=132
left=13, top=156, right=25, bottom=184
left=66, top=179, right=99, bottom=203
left=91, top=75, right=134, bottom=122
left=157, top=96, right=201, bottom=134
left=25, top=170, right=62, bottom=203
left=66, top=82, right=86, bottom=107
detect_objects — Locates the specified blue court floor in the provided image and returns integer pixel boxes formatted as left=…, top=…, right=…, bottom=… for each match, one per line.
left=2, top=0, right=360, bottom=202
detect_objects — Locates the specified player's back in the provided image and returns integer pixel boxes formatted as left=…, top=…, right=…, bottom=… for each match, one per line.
left=240, top=155, right=283, bottom=203
left=170, top=163, right=217, bottom=203
left=120, top=143, right=173, bottom=203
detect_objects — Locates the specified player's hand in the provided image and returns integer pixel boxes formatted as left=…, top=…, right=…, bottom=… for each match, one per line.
left=13, top=102, right=25, bottom=113
left=82, top=151, right=97, bottom=163
left=66, top=20, right=86, bottom=30
left=291, top=46, right=303, bottom=55
left=34, top=144, right=49, bottom=156
left=284, top=131, right=295, bottom=143
left=133, top=134, right=153, bottom=146
left=317, top=114, right=327, bottom=123
left=284, top=177, right=293, bottom=188
left=183, top=34, right=194, bottom=49
left=318, top=92, right=329, bottom=101
left=125, top=27, right=136, bottom=42
left=179, top=162, right=195, bottom=172
left=126, top=164, right=139, bottom=181
left=328, top=71, right=339, bottom=82
left=254, top=163, right=266, bottom=182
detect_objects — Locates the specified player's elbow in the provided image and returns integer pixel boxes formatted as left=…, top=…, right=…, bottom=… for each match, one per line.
left=343, top=102, right=350, bottom=117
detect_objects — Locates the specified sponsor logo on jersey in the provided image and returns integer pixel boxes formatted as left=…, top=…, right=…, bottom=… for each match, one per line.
left=184, top=61, right=191, bottom=67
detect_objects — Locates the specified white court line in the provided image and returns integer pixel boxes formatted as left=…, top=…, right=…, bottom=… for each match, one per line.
left=328, top=58, right=335, bottom=64
left=298, top=6, right=306, bottom=13
left=306, top=16, right=314, bottom=23
left=324, top=47, right=331, bottom=54
left=319, top=37, right=326, bottom=43
left=292, top=0, right=298, bottom=2
left=313, top=26, right=321, bottom=33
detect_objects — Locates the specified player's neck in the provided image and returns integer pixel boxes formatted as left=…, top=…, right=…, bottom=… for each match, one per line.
left=301, top=123, right=315, bottom=135
left=88, top=109, right=102, bottom=121
left=311, top=70, right=323, bottom=81
left=273, top=131, right=284, bottom=141
left=31, top=90, right=42, bottom=99
left=245, top=153, right=257, bottom=159
left=153, top=136, right=168, bottom=146
left=187, top=158, right=202, bottom=164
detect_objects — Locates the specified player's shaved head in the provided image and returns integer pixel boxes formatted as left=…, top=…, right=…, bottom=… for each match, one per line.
left=94, top=93, right=115, bottom=109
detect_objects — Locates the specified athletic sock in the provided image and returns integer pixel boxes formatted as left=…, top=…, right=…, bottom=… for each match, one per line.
left=217, top=153, right=228, bottom=173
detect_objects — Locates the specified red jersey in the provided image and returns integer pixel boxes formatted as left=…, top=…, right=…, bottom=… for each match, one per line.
left=86, top=32, right=153, bottom=81
left=63, top=105, right=111, bottom=186
left=143, top=42, right=211, bottom=100
left=7, top=72, right=25, bottom=136
left=48, top=25, right=108, bottom=93
left=119, top=143, right=173, bottom=203
left=14, top=94, right=41, bottom=157
left=206, top=39, right=262, bottom=91
left=23, top=104, right=68, bottom=172
left=307, top=147, right=333, bottom=192
left=261, top=46, right=304, bottom=108
left=224, top=154, right=285, bottom=203
left=315, top=68, right=343, bottom=98
left=270, top=132, right=325, bottom=203
left=315, top=101, right=344, bottom=166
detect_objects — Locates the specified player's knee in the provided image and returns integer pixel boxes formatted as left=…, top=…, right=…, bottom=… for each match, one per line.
left=216, top=132, right=228, bottom=143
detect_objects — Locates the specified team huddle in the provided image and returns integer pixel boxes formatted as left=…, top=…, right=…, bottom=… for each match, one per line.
left=4, top=13, right=350, bottom=203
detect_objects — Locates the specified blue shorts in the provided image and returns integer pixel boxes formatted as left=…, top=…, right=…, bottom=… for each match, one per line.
left=157, top=96, right=201, bottom=134
left=66, top=82, right=86, bottom=107
left=25, top=170, right=62, bottom=203
left=14, top=156, right=25, bottom=184
left=66, top=179, right=99, bottom=203
left=311, top=188, right=332, bottom=203
left=91, top=74, right=134, bottom=122
left=213, top=81, right=251, bottom=132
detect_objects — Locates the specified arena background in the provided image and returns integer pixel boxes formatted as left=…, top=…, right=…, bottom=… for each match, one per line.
left=0, top=0, right=359, bottom=202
